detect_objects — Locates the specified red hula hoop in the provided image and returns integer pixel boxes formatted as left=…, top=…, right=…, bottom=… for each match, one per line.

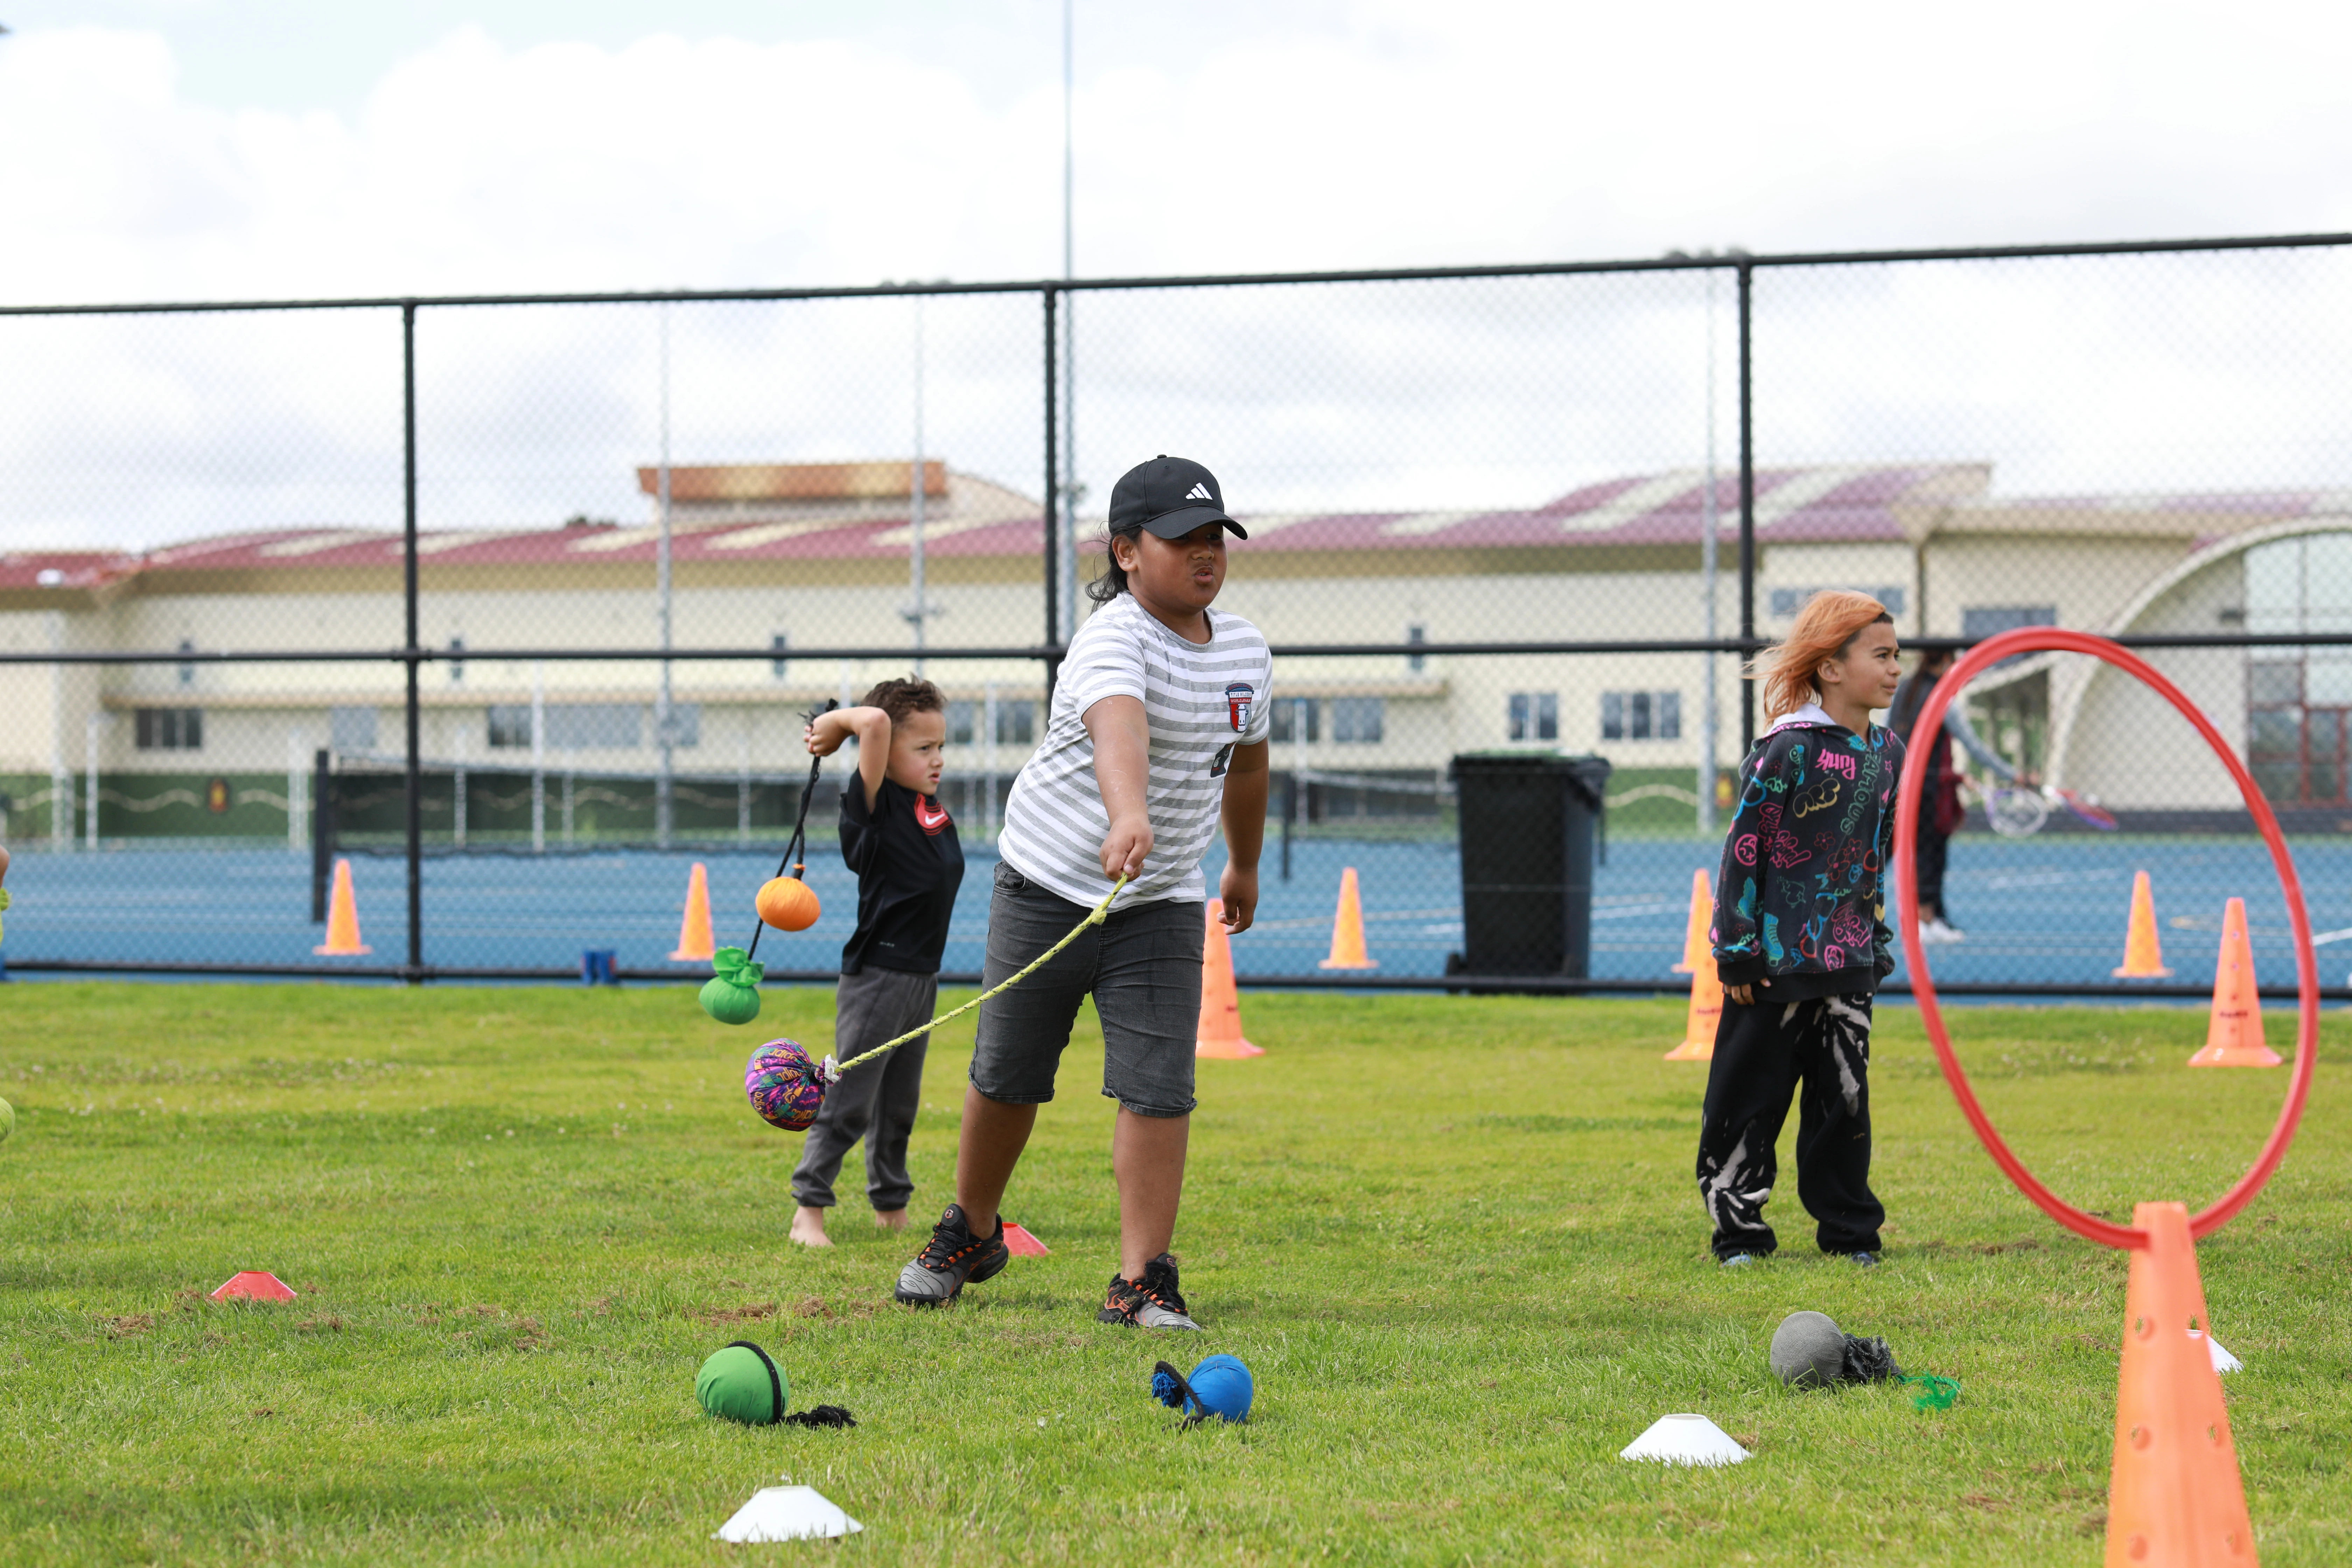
left=1892, top=626, right=2318, bottom=1249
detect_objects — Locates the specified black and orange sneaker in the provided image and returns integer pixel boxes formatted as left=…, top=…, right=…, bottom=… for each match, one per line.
left=1097, top=1253, right=1202, bottom=1330
left=893, top=1204, right=1009, bottom=1306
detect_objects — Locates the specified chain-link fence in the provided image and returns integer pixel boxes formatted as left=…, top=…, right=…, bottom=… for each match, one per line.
left=5, top=234, right=2350, bottom=995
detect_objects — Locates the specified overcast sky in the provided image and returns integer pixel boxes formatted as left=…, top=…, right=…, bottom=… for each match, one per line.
left=2, top=2, right=2349, bottom=552
left=4, top=0, right=2348, bottom=297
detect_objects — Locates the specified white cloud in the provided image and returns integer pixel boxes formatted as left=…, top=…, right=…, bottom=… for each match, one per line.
left=2, top=7, right=2351, bottom=554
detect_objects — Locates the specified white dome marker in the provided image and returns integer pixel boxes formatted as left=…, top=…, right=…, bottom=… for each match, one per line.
left=714, top=1483, right=863, bottom=1542
left=1619, top=1413, right=1751, bottom=1467
left=2190, top=1327, right=2243, bottom=1374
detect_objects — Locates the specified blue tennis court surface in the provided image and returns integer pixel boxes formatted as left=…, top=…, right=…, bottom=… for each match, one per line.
left=3, top=832, right=2345, bottom=990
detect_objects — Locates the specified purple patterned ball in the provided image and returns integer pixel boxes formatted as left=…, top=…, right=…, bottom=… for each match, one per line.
left=744, top=1038, right=827, bottom=1133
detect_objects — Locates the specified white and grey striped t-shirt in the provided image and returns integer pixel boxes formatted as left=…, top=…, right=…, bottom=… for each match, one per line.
left=998, top=594, right=1273, bottom=910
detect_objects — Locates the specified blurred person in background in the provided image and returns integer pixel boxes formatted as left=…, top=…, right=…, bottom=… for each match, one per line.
left=1888, top=648, right=2024, bottom=944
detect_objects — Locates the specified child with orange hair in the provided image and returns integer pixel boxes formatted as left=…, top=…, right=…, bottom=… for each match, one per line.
left=1699, top=592, right=1906, bottom=1267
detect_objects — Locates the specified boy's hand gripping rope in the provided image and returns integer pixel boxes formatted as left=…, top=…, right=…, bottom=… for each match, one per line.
left=816, top=874, right=1130, bottom=1086
left=742, top=699, right=837, bottom=965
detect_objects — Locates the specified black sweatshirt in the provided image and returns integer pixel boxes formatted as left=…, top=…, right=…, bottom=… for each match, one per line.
left=838, top=777, right=964, bottom=975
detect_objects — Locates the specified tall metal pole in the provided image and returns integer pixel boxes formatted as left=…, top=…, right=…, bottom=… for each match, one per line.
left=909, top=296, right=927, bottom=674
left=1043, top=288, right=1061, bottom=703
left=656, top=303, right=675, bottom=850
left=1736, top=260, right=1757, bottom=755
left=1058, top=0, right=1079, bottom=642
left=402, top=300, right=424, bottom=981
left=1698, top=266, right=1720, bottom=839
left=47, top=614, right=65, bottom=852
left=84, top=712, right=101, bottom=850
left=530, top=659, right=546, bottom=853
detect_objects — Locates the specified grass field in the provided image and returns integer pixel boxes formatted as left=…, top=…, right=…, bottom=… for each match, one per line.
left=0, top=983, right=2346, bottom=1565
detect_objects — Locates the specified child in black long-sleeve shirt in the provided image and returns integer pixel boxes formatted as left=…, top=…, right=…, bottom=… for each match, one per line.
left=1698, top=592, right=1906, bottom=1267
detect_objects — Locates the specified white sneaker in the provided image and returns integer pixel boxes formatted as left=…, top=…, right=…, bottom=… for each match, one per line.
left=1919, top=918, right=1966, bottom=945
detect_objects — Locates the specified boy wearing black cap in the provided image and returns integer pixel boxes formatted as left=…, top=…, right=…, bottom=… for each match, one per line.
left=893, top=456, right=1272, bottom=1330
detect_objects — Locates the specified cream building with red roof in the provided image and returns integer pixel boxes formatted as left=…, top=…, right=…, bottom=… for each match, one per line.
left=4, top=458, right=2348, bottom=841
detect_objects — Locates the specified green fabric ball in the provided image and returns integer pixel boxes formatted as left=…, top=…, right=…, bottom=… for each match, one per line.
left=700, top=946, right=765, bottom=1026
left=697, top=1342, right=788, bottom=1425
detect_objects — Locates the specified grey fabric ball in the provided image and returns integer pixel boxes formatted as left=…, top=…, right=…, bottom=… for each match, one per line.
left=1771, top=1311, right=1846, bottom=1387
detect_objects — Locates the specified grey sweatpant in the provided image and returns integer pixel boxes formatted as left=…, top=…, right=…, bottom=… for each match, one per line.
left=789, top=966, right=937, bottom=1211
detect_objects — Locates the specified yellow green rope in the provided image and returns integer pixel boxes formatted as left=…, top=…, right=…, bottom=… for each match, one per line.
left=822, top=874, right=1129, bottom=1082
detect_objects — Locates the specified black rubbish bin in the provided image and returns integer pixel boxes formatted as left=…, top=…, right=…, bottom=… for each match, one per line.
left=1448, top=752, right=1613, bottom=978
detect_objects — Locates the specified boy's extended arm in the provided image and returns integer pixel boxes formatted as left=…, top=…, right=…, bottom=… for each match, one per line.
left=806, top=705, right=894, bottom=810
left=1084, top=695, right=1154, bottom=880
left=1217, top=740, right=1269, bottom=932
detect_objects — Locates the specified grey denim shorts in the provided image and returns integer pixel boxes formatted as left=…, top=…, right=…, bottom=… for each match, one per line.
left=968, top=861, right=1205, bottom=1117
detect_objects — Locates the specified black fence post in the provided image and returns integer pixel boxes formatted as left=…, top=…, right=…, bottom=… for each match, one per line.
left=310, top=747, right=335, bottom=922
left=402, top=300, right=425, bottom=984
left=1042, top=286, right=1062, bottom=708
left=1736, top=259, right=1757, bottom=755
left=1280, top=771, right=1295, bottom=882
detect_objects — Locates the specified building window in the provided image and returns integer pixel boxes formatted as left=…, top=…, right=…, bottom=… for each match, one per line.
left=1270, top=698, right=1318, bottom=744
left=134, top=707, right=204, bottom=750
left=177, top=637, right=196, bottom=687
left=1960, top=605, right=2057, bottom=640
left=541, top=704, right=641, bottom=750
left=487, top=706, right=533, bottom=749
left=946, top=700, right=977, bottom=745
left=2244, top=534, right=2352, bottom=804
left=1772, top=585, right=1908, bottom=618
left=1407, top=624, right=1427, bottom=673
left=1330, top=697, right=1384, bottom=744
left=1507, top=692, right=1558, bottom=742
left=1601, top=691, right=1681, bottom=741
left=653, top=704, right=701, bottom=749
left=770, top=633, right=789, bottom=680
left=330, top=706, right=378, bottom=752
left=994, top=700, right=1035, bottom=747
left=1961, top=606, right=2057, bottom=671
left=448, top=635, right=465, bottom=684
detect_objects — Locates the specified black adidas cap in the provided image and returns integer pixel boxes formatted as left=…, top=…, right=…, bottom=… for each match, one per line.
left=1107, top=455, right=1248, bottom=541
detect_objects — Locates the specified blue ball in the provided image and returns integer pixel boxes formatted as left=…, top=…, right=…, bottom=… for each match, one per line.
left=1183, top=1354, right=1253, bottom=1423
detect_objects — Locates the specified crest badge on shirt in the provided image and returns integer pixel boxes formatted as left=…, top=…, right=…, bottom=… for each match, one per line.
left=913, top=794, right=952, bottom=836
left=1225, top=681, right=1255, bottom=733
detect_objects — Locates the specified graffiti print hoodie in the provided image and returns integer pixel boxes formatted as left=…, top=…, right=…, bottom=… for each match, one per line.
left=1712, top=702, right=1907, bottom=1001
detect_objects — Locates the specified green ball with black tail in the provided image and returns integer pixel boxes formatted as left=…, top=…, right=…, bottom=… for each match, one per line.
left=697, top=1342, right=789, bottom=1424
left=700, top=947, right=765, bottom=1026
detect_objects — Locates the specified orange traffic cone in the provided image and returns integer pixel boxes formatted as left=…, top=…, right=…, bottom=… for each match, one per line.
left=1002, top=1222, right=1051, bottom=1256
left=312, top=858, right=371, bottom=955
left=1664, top=949, right=1722, bottom=1060
left=1673, top=868, right=1712, bottom=974
left=2189, top=897, right=2281, bottom=1067
left=1317, top=866, right=1378, bottom=970
left=2105, top=1200, right=2256, bottom=1567
left=1196, top=900, right=1265, bottom=1059
left=2113, top=870, right=2173, bottom=978
left=669, top=861, right=716, bottom=961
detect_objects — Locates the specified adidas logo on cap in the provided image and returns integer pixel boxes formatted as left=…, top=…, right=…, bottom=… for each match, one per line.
left=1185, top=483, right=1213, bottom=501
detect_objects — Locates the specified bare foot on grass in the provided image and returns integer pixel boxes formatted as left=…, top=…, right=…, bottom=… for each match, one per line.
left=872, top=1208, right=909, bottom=1232
left=789, top=1206, right=832, bottom=1248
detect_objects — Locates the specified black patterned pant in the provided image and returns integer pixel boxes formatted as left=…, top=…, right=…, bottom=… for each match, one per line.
left=1694, top=992, right=1884, bottom=1259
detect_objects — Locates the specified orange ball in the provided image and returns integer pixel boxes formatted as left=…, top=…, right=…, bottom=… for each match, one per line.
left=756, top=876, right=822, bottom=932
